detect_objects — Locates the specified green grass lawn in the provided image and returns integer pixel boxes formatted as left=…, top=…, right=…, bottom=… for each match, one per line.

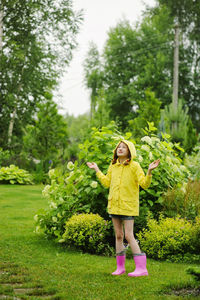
left=0, top=184, right=199, bottom=300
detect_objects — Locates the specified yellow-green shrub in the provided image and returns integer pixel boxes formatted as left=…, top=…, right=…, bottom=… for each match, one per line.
left=62, top=213, right=114, bottom=255
left=0, top=165, right=33, bottom=184
left=137, top=215, right=200, bottom=262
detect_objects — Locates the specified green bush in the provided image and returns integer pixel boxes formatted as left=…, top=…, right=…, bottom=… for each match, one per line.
left=0, top=165, right=33, bottom=184
left=62, top=213, right=114, bottom=255
left=35, top=121, right=190, bottom=243
left=186, top=267, right=200, bottom=283
left=0, top=148, right=11, bottom=166
left=162, top=179, right=200, bottom=220
left=184, top=143, right=200, bottom=180
left=136, top=123, right=190, bottom=215
left=137, top=215, right=200, bottom=262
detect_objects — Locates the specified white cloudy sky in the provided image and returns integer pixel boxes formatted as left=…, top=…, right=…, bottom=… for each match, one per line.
left=56, top=0, right=156, bottom=117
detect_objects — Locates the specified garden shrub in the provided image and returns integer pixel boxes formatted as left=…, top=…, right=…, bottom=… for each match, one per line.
left=62, top=213, right=114, bottom=255
left=0, top=165, right=33, bottom=184
left=35, top=121, right=190, bottom=244
left=35, top=123, right=128, bottom=241
left=186, top=267, right=200, bottom=283
left=0, top=148, right=10, bottom=166
left=136, top=123, right=190, bottom=216
left=184, top=143, right=200, bottom=180
left=137, top=215, right=200, bottom=262
left=162, top=179, right=200, bottom=220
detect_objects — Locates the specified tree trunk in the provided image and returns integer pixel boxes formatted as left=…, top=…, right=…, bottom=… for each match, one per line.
left=8, top=107, right=17, bottom=146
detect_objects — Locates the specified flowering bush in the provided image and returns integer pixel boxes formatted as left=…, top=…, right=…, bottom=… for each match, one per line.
left=35, top=121, right=190, bottom=245
left=135, top=123, right=190, bottom=215
left=0, top=165, right=33, bottom=184
left=62, top=213, right=114, bottom=255
left=137, top=215, right=200, bottom=262
left=35, top=122, right=128, bottom=240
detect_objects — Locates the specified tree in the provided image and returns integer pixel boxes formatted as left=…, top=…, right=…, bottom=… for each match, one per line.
left=91, top=88, right=110, bottom=128
left=83, top=42, right=103, bottom=120
left=64, top=113, right=90, bottom=161
left=153, top=0, right=200, bottom=130
left=162, top=99, right=197, bottom=153
left=23, top=101, right=68, bottom=171
left=84, top=9, right=174, bottom=130
left=84, top=3, right=200, bottom=133
left=0, top=0, right=82, bottom=148
left=128, top=90, right=161, bottom=139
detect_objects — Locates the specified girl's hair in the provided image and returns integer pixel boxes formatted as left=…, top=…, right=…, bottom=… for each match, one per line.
left=112, top=143, right=131, bottom=165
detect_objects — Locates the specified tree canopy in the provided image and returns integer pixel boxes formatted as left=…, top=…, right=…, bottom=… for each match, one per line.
left=0, top=0, right=82, bottom=148
left=84, top=3, right=200, bottom=132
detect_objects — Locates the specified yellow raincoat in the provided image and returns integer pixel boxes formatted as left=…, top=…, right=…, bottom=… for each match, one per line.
left=96, top=140, right=152, bottom=216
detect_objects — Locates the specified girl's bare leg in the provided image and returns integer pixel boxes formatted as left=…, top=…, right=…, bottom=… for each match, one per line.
left=112, top=218, right=124, bottom=254
left=124, top=220, right=141, bottom=254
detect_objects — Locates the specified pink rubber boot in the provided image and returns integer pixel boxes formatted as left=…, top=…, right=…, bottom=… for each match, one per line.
left=128, top=253, right=148, bottom=277
left=112, top=255, right=126, bottom=275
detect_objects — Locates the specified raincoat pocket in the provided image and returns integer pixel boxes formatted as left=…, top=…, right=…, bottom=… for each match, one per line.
left=120, top=199, right=135, bottom=212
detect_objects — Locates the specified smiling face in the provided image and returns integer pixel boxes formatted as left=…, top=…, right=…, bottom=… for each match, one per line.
left=116, top=142, right=130, bottom=159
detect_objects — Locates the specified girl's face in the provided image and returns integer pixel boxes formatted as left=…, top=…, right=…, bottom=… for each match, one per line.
left=116, top=142, right=129, bottom=158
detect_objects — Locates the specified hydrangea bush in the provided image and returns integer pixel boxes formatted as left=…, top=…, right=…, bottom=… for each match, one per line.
left=135, top=123, right=190, bottom=216
left=35, top=121, right=190, bottom=247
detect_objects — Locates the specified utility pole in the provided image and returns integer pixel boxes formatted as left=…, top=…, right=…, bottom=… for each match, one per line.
left=172, top=23, right=179, bottom=131
left=0, top=7, right=3, bottom=50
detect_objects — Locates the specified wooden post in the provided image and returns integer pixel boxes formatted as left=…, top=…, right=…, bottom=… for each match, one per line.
left=172, top=24, right=179, bottom=132
left=0, top=8, right=3, bottom=50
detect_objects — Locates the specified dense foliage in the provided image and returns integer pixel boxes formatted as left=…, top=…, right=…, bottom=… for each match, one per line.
left=184, top=144, right=200, bottom=180
left=0, top=165, right=33, bottom=184
left=0, top=0, right=82, bottom=149
left=162, top=179, right=200, bottom=220
left=35, top=122, right=190, bottom=242
left=62, top=213, right=114, bottom=255
left=23, top=101, right=68, bottom=172
left=137, top=215, right=200, bottom=262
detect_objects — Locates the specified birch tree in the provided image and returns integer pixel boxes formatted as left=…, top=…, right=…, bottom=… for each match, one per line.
left=0, top=0, right=82, bottom=148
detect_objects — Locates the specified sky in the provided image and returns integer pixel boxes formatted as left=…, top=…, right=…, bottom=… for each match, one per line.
left=56, top=0, right=156, bottom=117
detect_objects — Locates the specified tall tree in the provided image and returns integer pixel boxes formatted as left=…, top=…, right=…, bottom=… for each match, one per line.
left=84, top=9, right=174, bottom=130
left=23, top=101, right=68, bottom=170
left=84, top=3, right=200, bottom=132
left=83, top=42, right=103, bottom=120
left=0, top=0, right=82, bottom=148
left=154, top=0, right=200, bottom=130
left=128, top=90, right=161, bottom=139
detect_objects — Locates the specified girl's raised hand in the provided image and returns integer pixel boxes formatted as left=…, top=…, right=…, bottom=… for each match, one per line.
left=148, top=159, right=160, bottom=171
left=86, top=162, right=99, bottom=172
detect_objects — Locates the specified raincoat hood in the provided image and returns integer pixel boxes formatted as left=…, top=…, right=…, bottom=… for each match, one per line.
left=113, top=140, right=137, bottom=162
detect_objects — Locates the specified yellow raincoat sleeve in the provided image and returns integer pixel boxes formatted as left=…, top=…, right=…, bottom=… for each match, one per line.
left=136, top=162, right=152, bottom=189
left=96, top=164, right=112, bottom=188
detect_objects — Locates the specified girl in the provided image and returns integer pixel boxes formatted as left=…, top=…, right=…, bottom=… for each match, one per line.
left=87, top=140, right=160, bottom=277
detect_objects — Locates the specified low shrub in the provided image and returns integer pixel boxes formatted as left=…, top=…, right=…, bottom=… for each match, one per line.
left=186, top=267, right=200, bottom=283
left=137, top=215, right=200, bottom=262
left=0, top=165, right=33, bottom=184
left=62, top=213, right=114, bottom=255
